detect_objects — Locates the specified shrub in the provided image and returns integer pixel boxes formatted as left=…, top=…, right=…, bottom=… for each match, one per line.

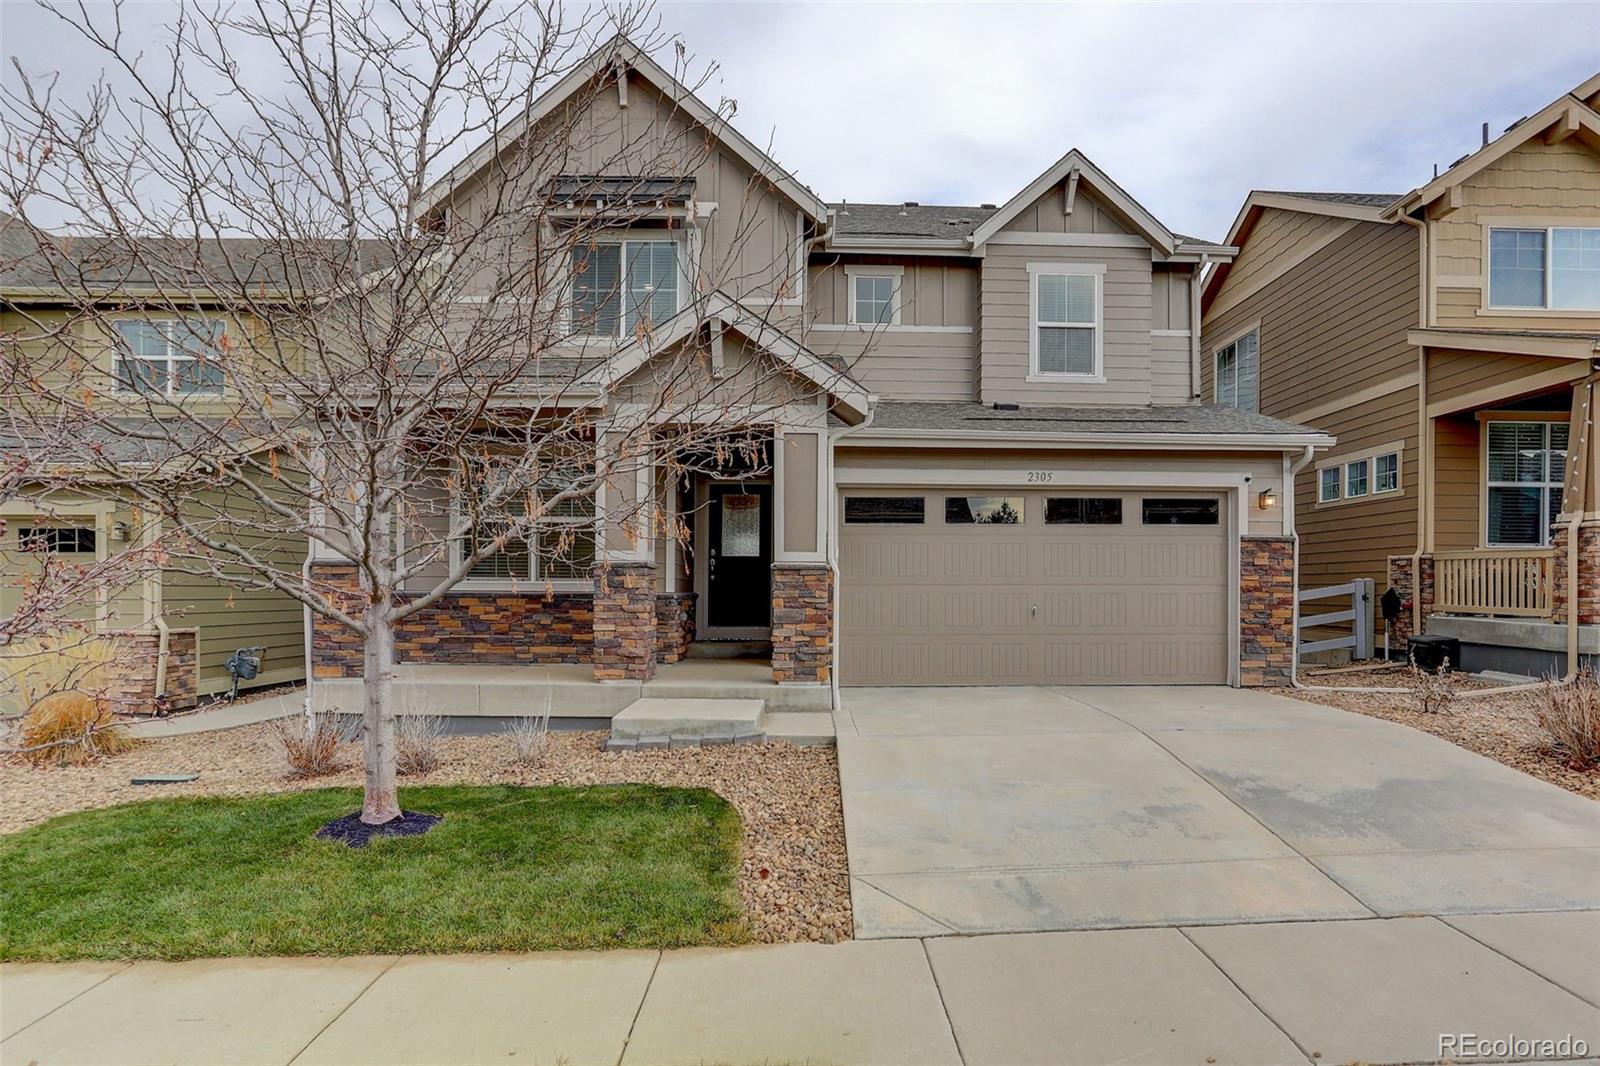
left=1410, top=653, right=1457, bottom=715
left=17, top=691, right=134, bottom=766
left=396, top=714, right=446, bottom=776
left=272, top=711, right=344, bottom=778
left=0, top=632, right=120, bottom=715
left=1538, top=667, right=1600, bottom=769
left=508, top=714, right=550, bottom=766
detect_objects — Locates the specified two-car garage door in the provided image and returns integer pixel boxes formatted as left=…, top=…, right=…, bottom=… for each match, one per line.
left=839, top=489, right=1229, bottom=686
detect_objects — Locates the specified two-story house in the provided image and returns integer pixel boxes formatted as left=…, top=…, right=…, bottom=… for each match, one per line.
left=290, top=34, right=1333, bottom=704
left=1201, top=75, right=1600, bottom=675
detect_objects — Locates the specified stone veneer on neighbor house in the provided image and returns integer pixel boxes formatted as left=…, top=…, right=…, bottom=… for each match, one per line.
left=107, top=626, right=199, bottom=715
left=1385, top=553, right=1436, bottom=649
left=1238, top=536, right=1295, bottom=687
left=771, top=563, right=833, bottom=684
left=1551, top=523, right=1600, bottom=626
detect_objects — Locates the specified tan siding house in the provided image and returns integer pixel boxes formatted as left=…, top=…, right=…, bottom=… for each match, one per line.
left=1202, top=74, right=1600, bottom=674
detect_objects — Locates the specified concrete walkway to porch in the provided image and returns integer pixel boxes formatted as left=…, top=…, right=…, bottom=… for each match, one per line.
left=6, top=912, right=1598, bottom=1065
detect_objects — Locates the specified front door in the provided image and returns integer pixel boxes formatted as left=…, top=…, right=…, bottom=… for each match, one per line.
left=707, top=482, right=772, bottom=631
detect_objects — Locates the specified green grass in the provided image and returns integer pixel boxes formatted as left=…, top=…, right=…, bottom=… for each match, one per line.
left=0, top=785, right=748, bottom=961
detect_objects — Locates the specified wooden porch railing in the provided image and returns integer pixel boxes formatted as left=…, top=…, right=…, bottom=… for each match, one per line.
left=1433, top=549, right=1555, bottom=618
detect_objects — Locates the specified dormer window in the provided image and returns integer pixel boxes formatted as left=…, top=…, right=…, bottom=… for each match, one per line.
left=847, top=269, right=901, bottom=326
left=1489, top=227, right=1600, bottom=310
left=1027, top=263, right=1103, bottom=381
left=570, top=239, right=680, bottom=338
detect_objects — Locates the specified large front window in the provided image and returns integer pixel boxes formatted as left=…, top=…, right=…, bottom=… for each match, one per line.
left=1486, top=420, right=1568, bottom=546
left=1031, top=268, right=1100, bottom=378
left=1489, top=227, right=1600, bottom=310
left=459, top=479, right=597, bottom=584
left=570, top=239, right=680, bottom=338
left=113, top=319, right=226, bottom=396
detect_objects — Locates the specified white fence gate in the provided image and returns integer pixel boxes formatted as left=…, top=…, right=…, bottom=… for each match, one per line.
left=1297, top=578, right=1374, bottom=660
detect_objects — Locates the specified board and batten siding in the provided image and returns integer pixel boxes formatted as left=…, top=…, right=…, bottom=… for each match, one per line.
left=1202, top=214, right=1421, bottom=600
left=1431, top=137, right=1600, bottom=334
left=804, top=257, right=979, bottom=402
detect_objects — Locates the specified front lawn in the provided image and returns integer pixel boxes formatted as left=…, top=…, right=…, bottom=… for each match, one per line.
left=0, top=784, right=747, bottom=961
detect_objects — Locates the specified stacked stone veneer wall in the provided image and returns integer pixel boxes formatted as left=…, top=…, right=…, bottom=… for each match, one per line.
left=593, top=562, right=657, bottom=681
left=1551, top=523, right=1600, bottom=626
left=309, top=564, right=594, bottom=679
left=1239, top=536, right=1295, bottom=687
left=1386, top=554, right=1435, bottom=649
left=655, top=592, right=696, bottom=664
left=771, top=563, right=832, bottom=684
left=107, top=627, right=198, bottom=715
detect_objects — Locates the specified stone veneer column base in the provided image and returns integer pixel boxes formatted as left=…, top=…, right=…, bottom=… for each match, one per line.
left=1551, top=522, right=1600, bottom=626
left=1386, top=553, right=1435, bottom=649
left=593, top=562, right=658, bottom=681
left=771, top=563, right=833, bottom=684
left=655, top=592, right=697, bottom=664
left=107, top=627, right=199, bottom=715
left=1239, top=536, right=1295, bottom=687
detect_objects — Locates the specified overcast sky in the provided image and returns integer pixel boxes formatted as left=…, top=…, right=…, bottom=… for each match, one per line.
left=4, top=1, right=1597, bottom=240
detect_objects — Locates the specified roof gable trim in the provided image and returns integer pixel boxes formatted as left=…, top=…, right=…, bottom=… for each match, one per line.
left=967, top=149, right=1176, bottom=255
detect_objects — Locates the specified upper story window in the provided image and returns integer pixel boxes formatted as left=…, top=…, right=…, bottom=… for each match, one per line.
left=1489, top=227, right=1600, bottom=310
left=113, top=319, right=225, bottom=397
left=1213, top=329, right=1259, bottom=411
left=1029, top=265, right=1102, bottom=380
left=570, top=239, right=680, bottom=338
left=851, top=274, right=897, bottom=326
left=1317, top=443, right=1402, bottom=505
left=1486, top=420, right=1568, bottom=547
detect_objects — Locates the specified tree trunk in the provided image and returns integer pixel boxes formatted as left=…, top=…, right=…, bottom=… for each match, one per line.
left=360, top=602, right=401, bottom=824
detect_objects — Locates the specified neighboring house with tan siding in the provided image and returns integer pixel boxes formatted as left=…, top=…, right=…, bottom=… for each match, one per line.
left=1202, top=74, right=1600, bottom=675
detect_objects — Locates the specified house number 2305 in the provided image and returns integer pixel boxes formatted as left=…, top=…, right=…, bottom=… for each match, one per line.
left=1026, top=471, right=1055, bottom=483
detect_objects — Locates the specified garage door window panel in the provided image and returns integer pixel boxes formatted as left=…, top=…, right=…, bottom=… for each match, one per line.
left=944, top=496, right=1024, bottom=525
left=1141, top=498, right=1220, bottom=526
left=844, top=496, right=925, bottom=524
left=1045, top=497, right=1123, bottom=524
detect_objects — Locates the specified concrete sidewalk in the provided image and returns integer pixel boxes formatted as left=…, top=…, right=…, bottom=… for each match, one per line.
left=5, top=913, right=1597, bottom=1065
left=125, top=691, right=302, bottom=738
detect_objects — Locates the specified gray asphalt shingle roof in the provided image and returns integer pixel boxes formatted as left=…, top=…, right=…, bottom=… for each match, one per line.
left=829, top=202, right=998, bottom=240
left=864, top=400, right=1327, bottom=438
left=1259, top=191, right=1401, bottom=209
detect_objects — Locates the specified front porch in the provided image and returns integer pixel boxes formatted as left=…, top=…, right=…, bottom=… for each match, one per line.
left=311, top=658, right=833, bottom=719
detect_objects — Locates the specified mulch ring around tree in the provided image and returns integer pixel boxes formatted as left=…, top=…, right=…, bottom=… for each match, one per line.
left=315, top=810, right=442, bottom=847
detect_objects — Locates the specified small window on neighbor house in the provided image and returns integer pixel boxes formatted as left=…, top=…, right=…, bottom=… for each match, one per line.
left=844, top=496, right=925, bottom=524
left=1319, top=467, right=1341, bottom=502
left=852, top=275, right=895, bottom=325
left=1213, top=329, right=1259, bottom=412
left=1345, top=459, right=1369, bottom=498
left=1141, top=498, right=1219, bottom=526
left=1045, top=497, right=1122, bottom=525
left=944, top=496, right=1024, bottom=525
left=1489, top=227, right=1600, bottom=310
left=1486, top=420, right=1568, bottom=546
left=113, top=319, right=226, bottom=397
left=1375, top=452, right=1400, bottom=494
left=18, top=527, right=96, bottom=553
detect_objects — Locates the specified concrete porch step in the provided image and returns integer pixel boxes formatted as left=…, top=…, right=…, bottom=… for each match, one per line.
left=604, top=698, right=836, bottom=750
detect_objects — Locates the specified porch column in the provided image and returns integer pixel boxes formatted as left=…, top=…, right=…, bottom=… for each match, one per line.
left=1386, top=553, right=1435, bottom=647
left=771, top=562, right=832, bottom=684
left=593, top=562, right=658, bottom=681
left=1552, top=374, right=1599, bottom=626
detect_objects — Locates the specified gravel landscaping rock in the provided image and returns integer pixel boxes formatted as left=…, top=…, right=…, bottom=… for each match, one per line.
left=0, top=725, right=852, bottom=944
left=1290, top=666, right=1599, bottom=801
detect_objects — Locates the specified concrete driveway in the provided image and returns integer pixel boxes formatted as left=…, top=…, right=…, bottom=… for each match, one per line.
left=836, top=685, right=1600, bottom=938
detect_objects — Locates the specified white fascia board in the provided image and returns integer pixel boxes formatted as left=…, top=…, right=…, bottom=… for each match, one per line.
left=415, top=36, right=827, bottom=222
left=968, top=148, right=1176, bottom=255
left=844, top=429, right=1338, bottom=451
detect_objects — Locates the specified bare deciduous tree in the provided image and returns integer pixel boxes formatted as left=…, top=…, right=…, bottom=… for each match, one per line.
left=2, top=1, right=845, bottom=822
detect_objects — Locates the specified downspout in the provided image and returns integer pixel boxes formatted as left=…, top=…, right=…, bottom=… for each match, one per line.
left=153, top=617, right=171, bottom=705
left=825, top=399, right=877, bottom=712
left=303, top=552, right=315, bottom=709
left=1395, top=209, right=1430, bottom=641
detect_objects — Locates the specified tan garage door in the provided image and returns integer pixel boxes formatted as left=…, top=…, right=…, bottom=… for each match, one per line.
left=839, top=490, right=1229, bottom=686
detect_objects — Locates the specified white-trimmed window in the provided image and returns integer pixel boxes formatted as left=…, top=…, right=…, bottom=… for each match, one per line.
left=1317, top=443, right=1402, bottom=505
left=570, top=239, right=681, bottom=337
left=1489, top=226, right=1600, bottom=310
left=456, top=477, right=597, bottom=586
left=850, top=274, right=898, bottom=326
left=1029, top=264, right=1102, bottom=379
left=1319, top=467, right=1341, bottom=503
left=1213, top=328, right=1259, bottom=411
left=1486, top=420, right=1568, bottom=547
left=113, top=319, right=226, bottom=396
left=1345, top=459, right=1369, bottom=498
